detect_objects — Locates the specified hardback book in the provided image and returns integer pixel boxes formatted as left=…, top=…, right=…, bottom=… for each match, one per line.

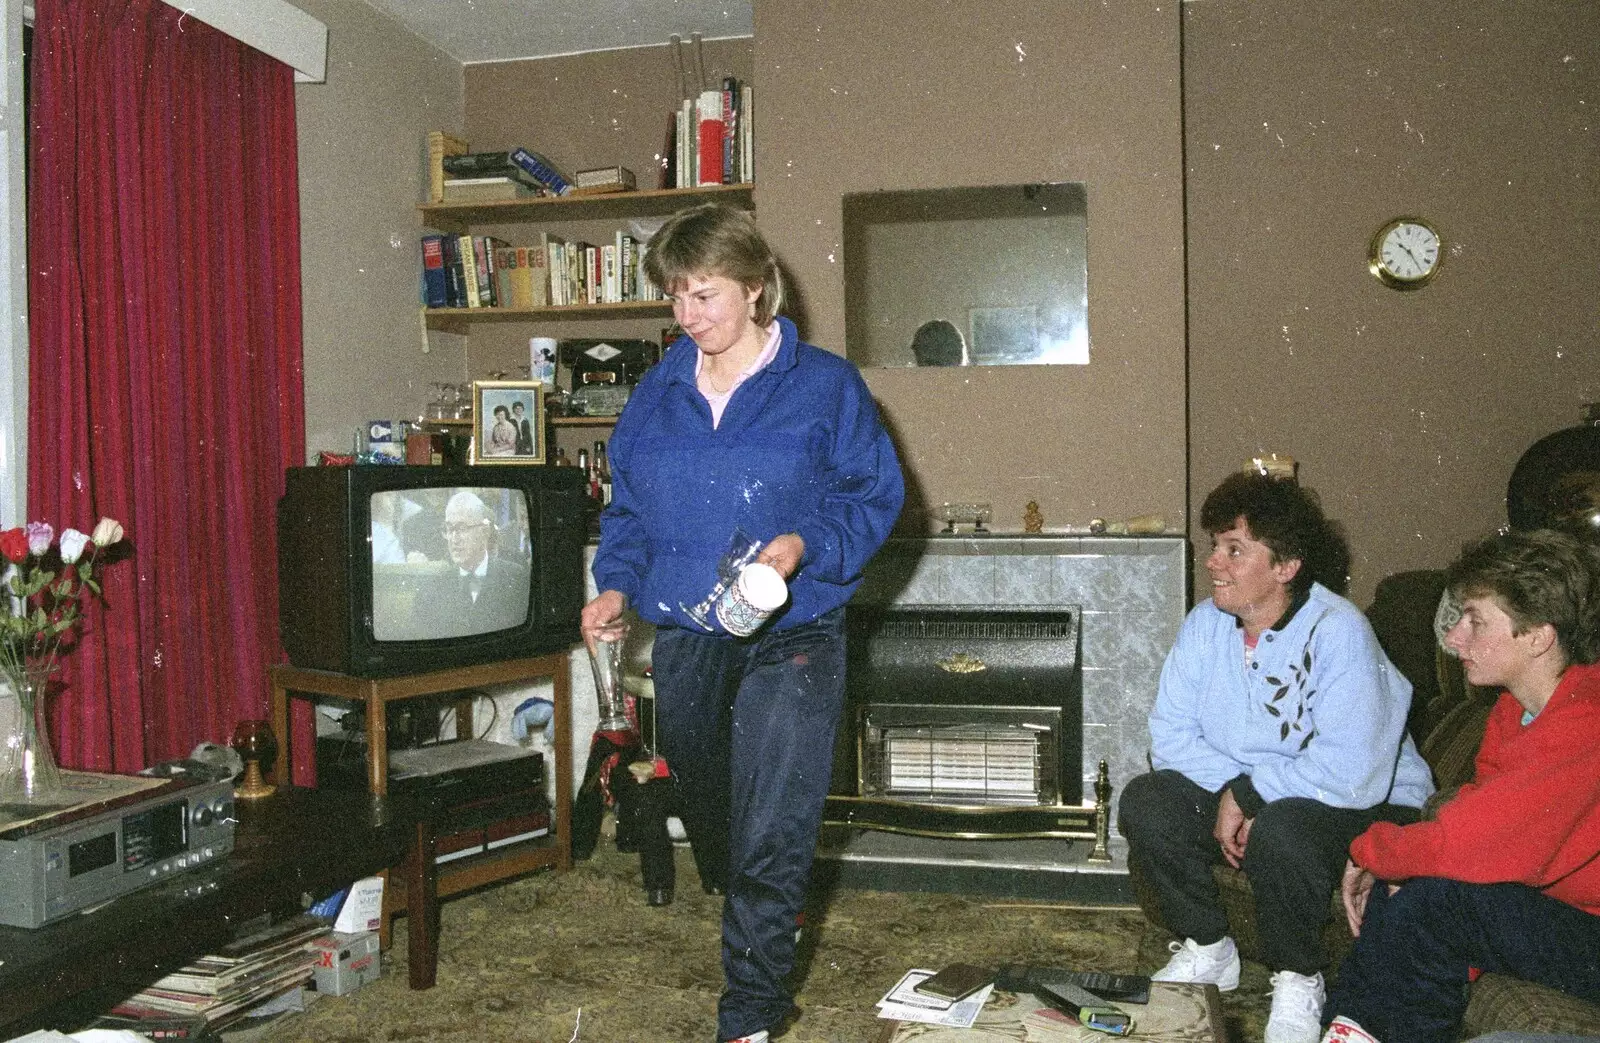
left=420, top=234, right=448, bottom=309
left=585, top=244, right=600, bottom=305
left=459, top=233, right=480, bottom=308
left=678, top=98, right=694, bottom=188
left=509, top=147, right=573, bottom=196
left=440, top=234, right=464, bottom=307
left=722, top=77, right=738, bottom=184
left=426, top=130, right=468, bottom=203
left=573, top=165, right=637, bottom=194
left=442, top=176, right=539, bottom=202
left=601, top=243, right=619, bottom=304
left=740, top=83, right=754, bottom=183
left=540, top=232, right=567, bottom=306
left=696, top=88, right=725, bottom=186
left=659, top=110, right=676, bottom=189
left=475, top=236, right=497, bottom=307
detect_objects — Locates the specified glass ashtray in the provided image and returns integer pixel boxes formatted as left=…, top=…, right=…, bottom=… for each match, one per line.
left=938, top=502, right=992, bottom=534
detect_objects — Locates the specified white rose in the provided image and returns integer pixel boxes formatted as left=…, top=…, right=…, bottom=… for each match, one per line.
left=90, top=517, right=124, bottom=548
left=59, top=529, right=90, bottom=564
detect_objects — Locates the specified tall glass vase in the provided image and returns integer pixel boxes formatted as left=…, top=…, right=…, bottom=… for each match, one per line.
left=0, top=667, right=63, bottom=802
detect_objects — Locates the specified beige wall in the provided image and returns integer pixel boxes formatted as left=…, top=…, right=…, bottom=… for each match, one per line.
left=753, top=2, right=1188, bottom=536
left=311, top=0, right=1599, bottom=610
left=1184, top=1, right=1600, bottom=605
left=293, top=0, right=464, bottom=461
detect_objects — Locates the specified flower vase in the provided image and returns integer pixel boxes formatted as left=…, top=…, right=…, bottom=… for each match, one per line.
left=0, top=668, right=64, bottom=802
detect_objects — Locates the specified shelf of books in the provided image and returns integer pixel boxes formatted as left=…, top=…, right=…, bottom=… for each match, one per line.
left=419, top=182, right=753, bottom=233
left=423, top=300, right=673, bottom=334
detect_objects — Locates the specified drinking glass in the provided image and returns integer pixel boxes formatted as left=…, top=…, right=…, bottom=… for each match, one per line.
left=426, top=382, right=450, bottom=421
left=583, top=618, right=633, bottom=732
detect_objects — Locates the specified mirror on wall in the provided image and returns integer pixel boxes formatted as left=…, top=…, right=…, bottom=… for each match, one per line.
left=842, top=183, right=1089, bottom=369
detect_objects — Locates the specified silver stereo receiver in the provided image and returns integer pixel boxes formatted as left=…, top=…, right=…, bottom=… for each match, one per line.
left=0, top=773, right=235, bottom=928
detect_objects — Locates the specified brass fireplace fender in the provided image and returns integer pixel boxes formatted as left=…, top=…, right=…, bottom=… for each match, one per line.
left=822, top=759, right=1114, bottom=863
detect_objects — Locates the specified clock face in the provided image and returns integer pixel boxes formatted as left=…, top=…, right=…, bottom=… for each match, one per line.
left=1370, top=218, right=1442, bottom=289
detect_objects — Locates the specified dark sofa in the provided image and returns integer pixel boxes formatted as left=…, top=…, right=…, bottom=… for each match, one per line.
left=1129, top=571, right=1600, bottom=1038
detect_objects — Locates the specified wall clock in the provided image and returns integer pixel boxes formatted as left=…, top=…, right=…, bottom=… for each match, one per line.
left=1369, top=217, right=1443, bottom=290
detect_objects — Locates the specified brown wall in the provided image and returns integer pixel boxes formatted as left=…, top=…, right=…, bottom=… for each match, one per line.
left=460, top=41, right=754, bottom=464
left=753, top=2, right=1189, bottom=536
left=294, top=0, right=464, bottom=460
left=431, top=0, right=1599, bottom=608
left=1184, top=1, right=1600, bottom=605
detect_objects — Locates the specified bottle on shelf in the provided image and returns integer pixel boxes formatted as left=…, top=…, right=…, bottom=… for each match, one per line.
left=593, top=440, right=613, bottom=506
left=553, top=446, right=569, bottom=468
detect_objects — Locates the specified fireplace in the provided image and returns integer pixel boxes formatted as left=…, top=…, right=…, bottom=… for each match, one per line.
left=826, top=604, right=1110, bottom=858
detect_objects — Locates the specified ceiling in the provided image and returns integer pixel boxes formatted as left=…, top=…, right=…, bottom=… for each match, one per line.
left=359, top=0, right=753, bottom=65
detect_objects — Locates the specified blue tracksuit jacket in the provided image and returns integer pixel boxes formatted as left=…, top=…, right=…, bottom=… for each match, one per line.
left=592, top=316, right=904, bottom=633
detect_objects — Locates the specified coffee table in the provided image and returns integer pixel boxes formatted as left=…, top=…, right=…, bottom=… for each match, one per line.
left=877, top=981, right=1226, bottom=1042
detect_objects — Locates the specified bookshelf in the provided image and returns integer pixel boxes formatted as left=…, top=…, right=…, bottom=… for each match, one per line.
left=418, top=182, right=755, bottom=449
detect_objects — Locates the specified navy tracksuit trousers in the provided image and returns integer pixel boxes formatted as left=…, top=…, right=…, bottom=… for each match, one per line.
left=1325, top=878, right=1600, bottom=1043
left=651, top=608, right=846, bottom=1042
left=1118, top=768, right=1418, bottom=975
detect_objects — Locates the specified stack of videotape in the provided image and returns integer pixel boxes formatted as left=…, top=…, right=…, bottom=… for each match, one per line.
left=385, top=740, right=550, bottom=863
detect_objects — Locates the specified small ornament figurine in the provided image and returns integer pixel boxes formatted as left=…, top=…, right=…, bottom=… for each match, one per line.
left=1023, top=501, right=1044, bottom=534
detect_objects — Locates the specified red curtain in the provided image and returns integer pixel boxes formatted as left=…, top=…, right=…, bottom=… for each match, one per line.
left=26, top=0, right=306, bottom=772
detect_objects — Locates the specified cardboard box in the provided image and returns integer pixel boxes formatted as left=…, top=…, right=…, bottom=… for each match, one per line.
left=333, top=875, right=384, bottom=933
left=310, top=930, right=381, bottom=996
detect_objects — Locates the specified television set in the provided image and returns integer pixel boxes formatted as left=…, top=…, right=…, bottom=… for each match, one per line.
left=277, top=465, right=589, bottom=678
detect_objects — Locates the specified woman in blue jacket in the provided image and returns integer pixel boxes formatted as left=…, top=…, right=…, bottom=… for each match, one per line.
left=581, top=203, right=905, bottom=1043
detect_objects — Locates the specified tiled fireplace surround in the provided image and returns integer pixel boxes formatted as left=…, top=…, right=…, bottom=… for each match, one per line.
left=496, top=536, right=1188, bottom=887
left=850, top=535, right=1189, bottom=819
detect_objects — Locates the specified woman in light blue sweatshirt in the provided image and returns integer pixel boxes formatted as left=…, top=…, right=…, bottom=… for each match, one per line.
left=1119, top=472, right=1433, bottom=1043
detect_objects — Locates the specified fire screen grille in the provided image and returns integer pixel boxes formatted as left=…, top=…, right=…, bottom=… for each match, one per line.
left=862, top=706, right=1061, bottom=807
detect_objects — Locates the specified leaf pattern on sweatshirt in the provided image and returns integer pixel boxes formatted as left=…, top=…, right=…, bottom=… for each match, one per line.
left=1262, top=621, right=1320, bottom=749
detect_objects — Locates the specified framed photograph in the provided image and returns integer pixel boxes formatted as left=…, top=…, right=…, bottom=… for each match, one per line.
left=469, top=380, right=546, bottom=465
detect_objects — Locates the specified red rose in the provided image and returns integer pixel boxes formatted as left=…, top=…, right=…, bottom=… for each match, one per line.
left=0, top=527, right=28, bottom=562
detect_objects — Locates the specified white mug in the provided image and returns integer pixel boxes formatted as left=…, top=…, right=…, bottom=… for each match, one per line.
left=714, top=563, right=788, bottom=637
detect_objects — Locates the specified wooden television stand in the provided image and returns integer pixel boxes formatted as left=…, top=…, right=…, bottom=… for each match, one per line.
left=268, top=653, right=573, bottom=939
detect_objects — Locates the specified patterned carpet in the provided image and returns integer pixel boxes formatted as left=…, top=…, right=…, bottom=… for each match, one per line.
left=248, top=842, right=1274, bottom=1043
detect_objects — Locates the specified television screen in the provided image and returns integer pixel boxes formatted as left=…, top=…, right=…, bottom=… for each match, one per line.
left=370, top=486, right=533, bottom=642
left=278, top=465, right=587, bottom=678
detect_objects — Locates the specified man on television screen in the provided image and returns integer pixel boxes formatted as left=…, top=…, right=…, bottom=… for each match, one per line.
left=408, top=490, right=529, bottom=638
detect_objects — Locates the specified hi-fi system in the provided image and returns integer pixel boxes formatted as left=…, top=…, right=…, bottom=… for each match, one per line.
left=0, top=773, right=236, bottom=928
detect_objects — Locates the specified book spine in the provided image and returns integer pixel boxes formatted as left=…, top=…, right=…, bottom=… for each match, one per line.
left=442, top=234, right=465, bottom=307
left=659, top=110, right=677, bottom=190
left=740, top=84, right=754, bottom=183
left=602, top=243, right=618, bottom=304
left=508, top=147, right=572, bottom=196
left=585, top=244, right=600, bottom=305
left=527, top=244, right=550, bottom=307
left=426, top=130, right=468, bottom=204
left=494, top=246, right=515, bottom=309
left=678, top=99, right=694, bottom=188
left=421, top=235, right=447, bottom=308
left=460, top=234, right=480, bottom=308
left=477, top=236, right=496, bottom=307
left=696, top=89, right=725, bottom=186
left=722, top=78, right=738, bottom=184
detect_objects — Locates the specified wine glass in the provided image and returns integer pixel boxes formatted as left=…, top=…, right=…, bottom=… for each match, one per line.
left=426, top=382, right=449, bottom=421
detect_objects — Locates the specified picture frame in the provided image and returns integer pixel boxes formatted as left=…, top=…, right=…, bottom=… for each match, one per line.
left=469, top=379, right=546, bottom=465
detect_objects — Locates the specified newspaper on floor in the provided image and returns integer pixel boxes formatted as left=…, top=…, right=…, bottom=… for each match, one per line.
left=876, top=968, right=994, bottom=1029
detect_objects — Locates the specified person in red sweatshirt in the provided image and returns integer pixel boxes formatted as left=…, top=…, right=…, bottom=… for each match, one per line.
left=1319, top=529, right=1600, bottom=1043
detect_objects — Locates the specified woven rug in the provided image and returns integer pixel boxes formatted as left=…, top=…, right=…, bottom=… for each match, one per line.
left=241, top=843, right=1272, bottom=1043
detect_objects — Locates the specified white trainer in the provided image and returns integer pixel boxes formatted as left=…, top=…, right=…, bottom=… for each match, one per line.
left=1320, top=1015, right=1380, bottom=1042
left=724, top=1033, right=768, bottom=1043
left=1150, top=936, right=1241, bottom=992
left=1265, top=970, right=1326, bottom=1043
